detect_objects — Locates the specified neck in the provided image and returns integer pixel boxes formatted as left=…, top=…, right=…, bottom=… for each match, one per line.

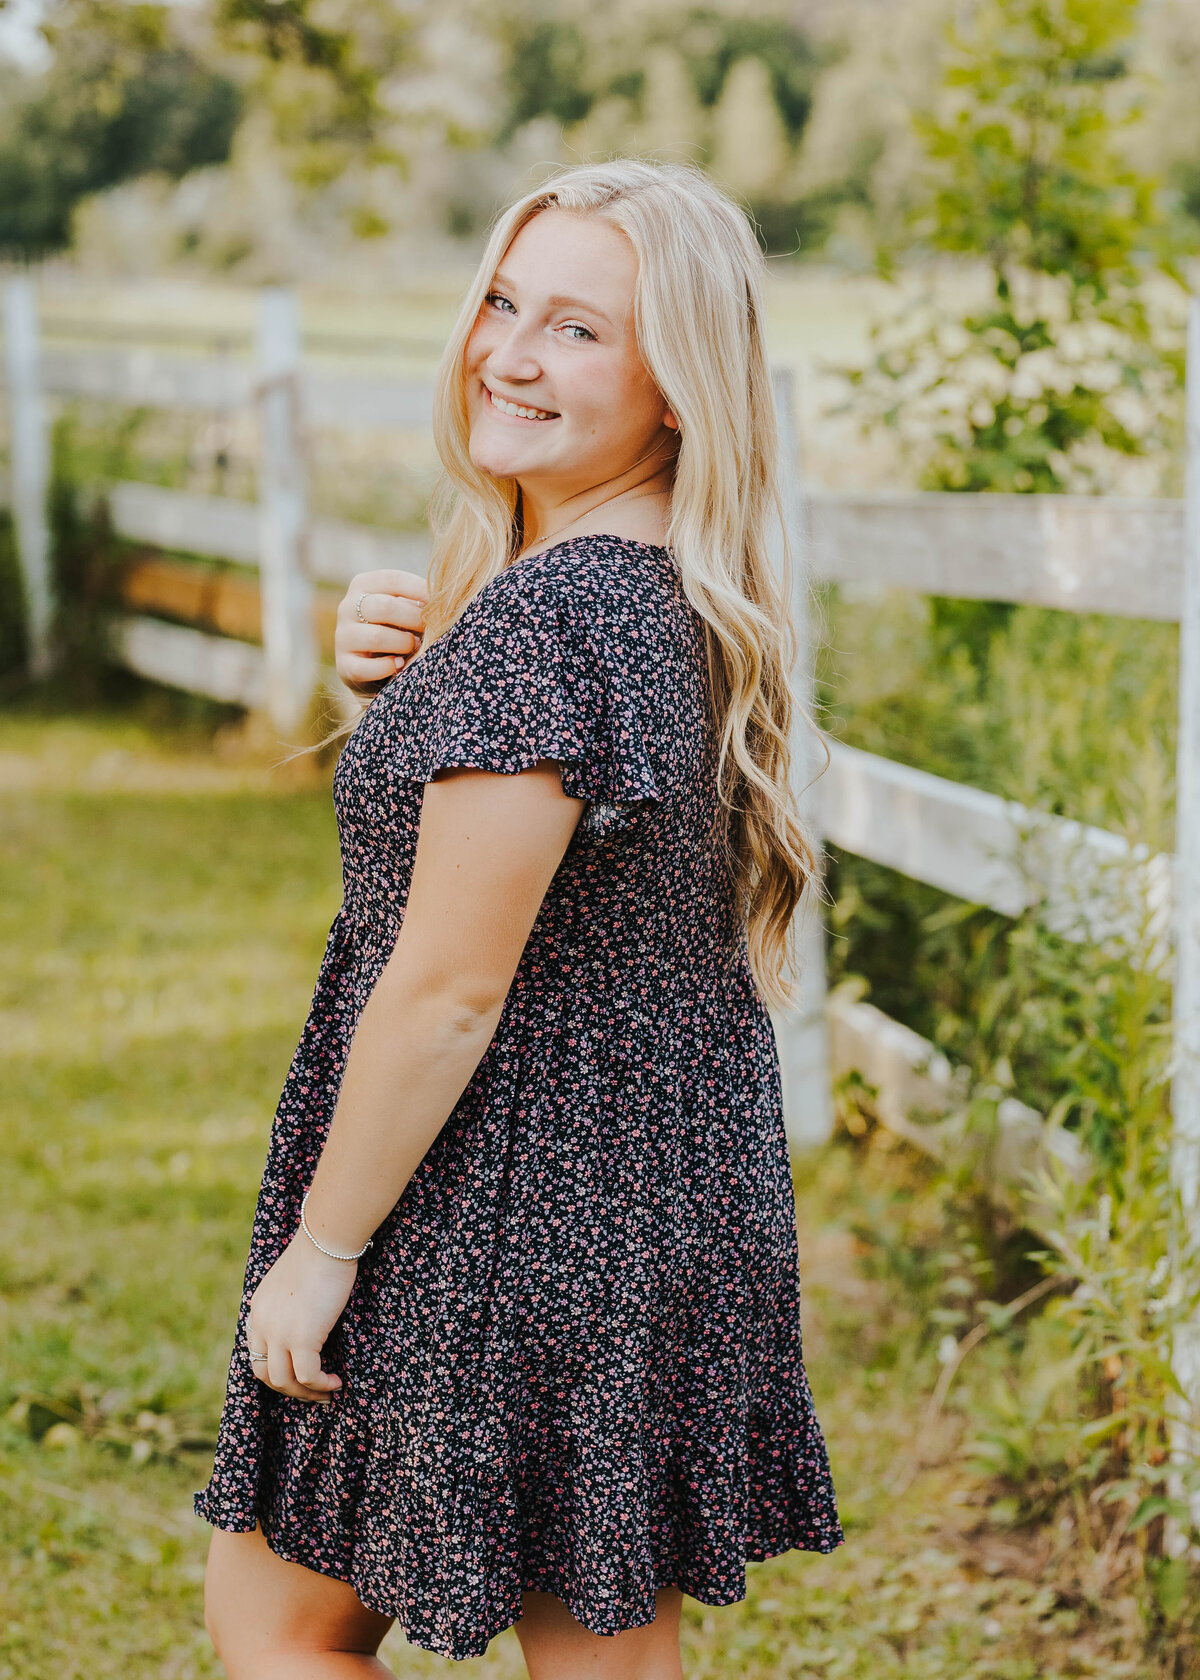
left=518, top=444, right=677, bottom=554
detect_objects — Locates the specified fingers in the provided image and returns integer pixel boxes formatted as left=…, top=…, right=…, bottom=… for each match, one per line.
left=337, top=573, right=428, bottom=636
left=336, top=656, right=407, bottom=696
left=334, top=571, right=429, bottom=696
left=249, top=1334, right=341, bottom=1405
left=337, top=654, right=404, bottom=692
left=339, top=619, right=422, bottom=657
left=341, top=568, right=430, bottom=607
left=342, top=591, right=426, bottom=635
left=292, top=1348, right=342, bottom=1397
left=333, top=635, right=420, bottom=693
left=334, top=623, right=423, bottom=696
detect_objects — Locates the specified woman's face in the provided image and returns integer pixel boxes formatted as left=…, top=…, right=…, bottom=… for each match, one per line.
left=463, top=208, right=678, bottom=502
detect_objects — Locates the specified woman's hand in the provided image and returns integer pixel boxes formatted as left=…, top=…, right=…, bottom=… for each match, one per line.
left=335, top=568, right=429, bottom=697
left=245, top=1233, right=358, bottom=1403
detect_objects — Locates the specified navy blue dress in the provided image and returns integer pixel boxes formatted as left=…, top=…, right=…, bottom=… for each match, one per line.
left=193, top=532, right=843, bottom=1660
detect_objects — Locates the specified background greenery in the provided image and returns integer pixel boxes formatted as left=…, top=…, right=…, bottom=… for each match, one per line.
left=3, top=0, right=1200, bottom=278
left=3, top=703, right=1195, bottom=1680
left=5, top=0, right=1200, bottom=1673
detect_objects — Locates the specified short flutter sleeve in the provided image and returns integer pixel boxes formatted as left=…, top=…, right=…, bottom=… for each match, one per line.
left=398, top=561, right=663, bottom=822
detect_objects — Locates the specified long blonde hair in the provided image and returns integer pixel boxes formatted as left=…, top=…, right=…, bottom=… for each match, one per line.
left=417, top=156, right=824, bottom=1011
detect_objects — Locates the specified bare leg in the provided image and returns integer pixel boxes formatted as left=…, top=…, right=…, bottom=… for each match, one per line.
left=515, top=1585, right=685, bottom=1680
left=203, top=1521, right=397, bottom=1679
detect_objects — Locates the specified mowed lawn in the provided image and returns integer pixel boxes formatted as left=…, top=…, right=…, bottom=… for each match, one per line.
left=0, top=707, right=1155, bottom=1679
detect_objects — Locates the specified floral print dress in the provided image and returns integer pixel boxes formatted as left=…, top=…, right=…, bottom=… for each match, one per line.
left=193, top=531, right=843, bottom=1660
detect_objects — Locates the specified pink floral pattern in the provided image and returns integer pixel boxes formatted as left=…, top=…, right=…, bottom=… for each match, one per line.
left=193, top=532, right=843, bottom=1660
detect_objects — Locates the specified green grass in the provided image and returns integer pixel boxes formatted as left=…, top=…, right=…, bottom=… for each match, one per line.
left=0, top=704, right=1171, bottom=1679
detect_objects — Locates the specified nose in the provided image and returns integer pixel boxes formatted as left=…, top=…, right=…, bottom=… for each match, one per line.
left=482, top=312, right=543, bottom=384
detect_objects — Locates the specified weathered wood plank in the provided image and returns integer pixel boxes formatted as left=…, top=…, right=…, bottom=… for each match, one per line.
left=115, top=555, right=341, bottom=649
left=106, top=613, right=266, bottom=709
left=38, top=346, right=434, bottom=430
left=300, top=369, right=434, bottom=432
left=3, top=279, right=53, bottom=676
left=822, top=739, right=1173, bottom=958
left=105, top=485, right=1186, bottom=620
left=41, top=346, right=254, bottom=411
left=309, top=516, right=431, bottom=583
left=104, top=612, right=359, bottom=723
left=827, top=990, right=1087, bottom=1237
left=106, top=482, right=431, bottom=585
left=108, top=483, right=261, bottom=565
left=256, top=289, right=317, bottom=735
left=808, top=490, right=1185, bottom=622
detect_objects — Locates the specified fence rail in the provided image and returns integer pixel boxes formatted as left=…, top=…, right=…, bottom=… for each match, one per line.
left=810, top=489, right=1186, bottom=621
left=103, top=477, right=1191, bottom=620
left=2, top=284, right=1197, bottom=1150
left=6, top=274, right=1200, bottom=1517
left=39, top=346, right=436, bottom=432
left=107, top=481, right=426, bottom=584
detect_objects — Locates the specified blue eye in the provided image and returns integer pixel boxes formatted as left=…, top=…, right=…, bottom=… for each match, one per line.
left=484, top=292, right=596, bottom=342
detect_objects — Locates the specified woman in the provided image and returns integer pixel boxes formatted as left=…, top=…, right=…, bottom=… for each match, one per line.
left=195, top=157, right=842, bottom=1679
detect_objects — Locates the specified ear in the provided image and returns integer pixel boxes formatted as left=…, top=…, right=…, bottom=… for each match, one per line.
left=663, top=407, right=679, bottom=431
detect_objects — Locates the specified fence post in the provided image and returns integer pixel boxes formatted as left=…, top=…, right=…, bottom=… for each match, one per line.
left=256, top=287, right=317, bottom=737
left=3, top=276, right=53, bottom=679
left=770, top=366, right=834, bottom=1148
left=1171, top=289, right=1200, bottom=1536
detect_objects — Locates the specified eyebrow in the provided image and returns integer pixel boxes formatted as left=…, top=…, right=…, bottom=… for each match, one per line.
left=491, top=272, right=615, bottom=328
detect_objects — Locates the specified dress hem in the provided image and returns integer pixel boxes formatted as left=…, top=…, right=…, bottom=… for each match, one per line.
left=193, top=1492, right=845, bottom=1662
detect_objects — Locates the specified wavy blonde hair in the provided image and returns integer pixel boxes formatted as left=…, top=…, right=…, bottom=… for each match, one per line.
left=414, top=155, right=825, bottom=1012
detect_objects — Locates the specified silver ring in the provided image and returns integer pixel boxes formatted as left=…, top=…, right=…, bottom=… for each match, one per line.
left=354, top=592, right=369, bottom=624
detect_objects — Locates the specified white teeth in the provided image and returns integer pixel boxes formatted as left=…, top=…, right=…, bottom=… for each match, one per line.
left=489, top=387, right=556, bottom=421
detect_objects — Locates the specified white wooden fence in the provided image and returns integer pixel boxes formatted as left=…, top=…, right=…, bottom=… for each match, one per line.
left=3, top=278, right=1199, bottom=1500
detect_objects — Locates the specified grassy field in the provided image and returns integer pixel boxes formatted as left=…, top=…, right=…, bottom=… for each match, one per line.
left=0, top=701, right=1174, bottom=1680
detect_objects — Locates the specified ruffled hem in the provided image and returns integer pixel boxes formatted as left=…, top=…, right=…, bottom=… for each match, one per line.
left=193, top=1393, right=843, bottom=1662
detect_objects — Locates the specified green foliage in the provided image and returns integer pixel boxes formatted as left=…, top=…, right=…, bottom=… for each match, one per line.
left=492, top=5, right=834, bottom=256
left=214, top=0, right=411, bottom=191
left=1012, top=848, right=1200, bottom=1566
left=496, top=17, right=594, bottom=140
left=676, top=8, right=823, bottom=137
left=823, top=579, right=1200, bottom=1633
left=822, top=588, right=1178, bottom=1136
left=11, top=711, right=1184, bottom=1676
left=958, top=1313, right=1109, bottom=1524
left=496, top=5, right=824, bottom=146
left=833, top=0, right=1191, bottom=496
left=0, top=510, right=29, bottom=684
left=0, top=2, right=241, bottom=259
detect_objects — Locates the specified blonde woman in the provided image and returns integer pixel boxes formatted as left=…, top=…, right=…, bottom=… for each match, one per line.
left=195, top=157, right=842, bottom=1679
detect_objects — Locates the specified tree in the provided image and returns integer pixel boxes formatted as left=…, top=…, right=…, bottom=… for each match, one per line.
left=0, top=2, right=241, bottom=259
left=836, top=0, right=1190, bottom=498
left=212, top=0, right=411, bottom=192
left=709, top=56, right=792, bottom=199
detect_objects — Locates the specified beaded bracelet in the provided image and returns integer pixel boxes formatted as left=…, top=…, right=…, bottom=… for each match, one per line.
left=300, top=1190, right=374, bottom=1261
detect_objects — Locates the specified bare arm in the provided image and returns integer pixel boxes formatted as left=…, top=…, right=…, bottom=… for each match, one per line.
left=245, top=759, right=585, bottom=1401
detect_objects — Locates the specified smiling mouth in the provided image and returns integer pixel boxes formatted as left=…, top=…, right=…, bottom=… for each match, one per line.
left=485, top=385, right=560, bottom=422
